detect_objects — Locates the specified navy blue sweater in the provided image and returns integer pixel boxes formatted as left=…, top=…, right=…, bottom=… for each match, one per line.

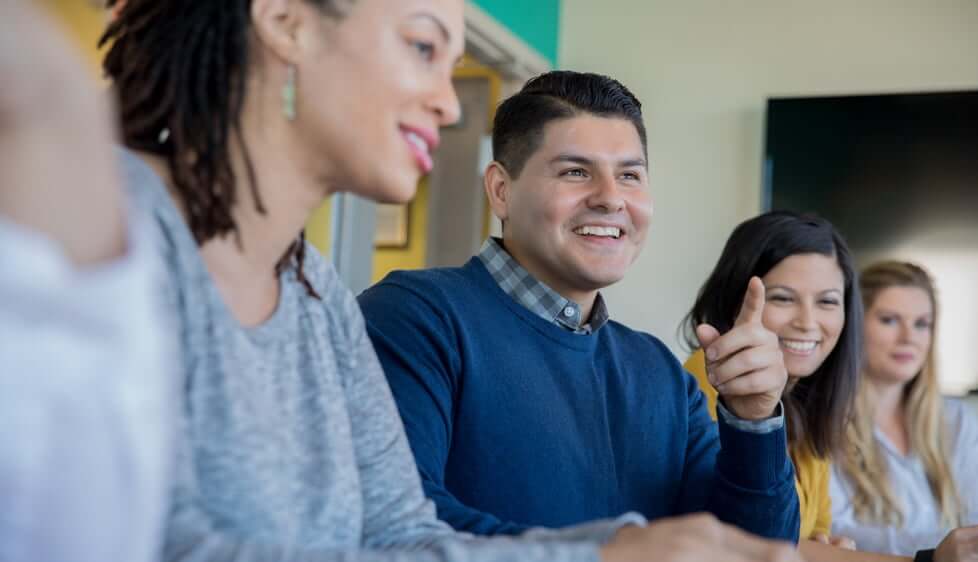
left=359, top=258, right=799, bottom=541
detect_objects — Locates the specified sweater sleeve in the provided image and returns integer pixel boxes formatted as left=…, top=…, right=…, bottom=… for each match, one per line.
left=676, top=360, right=800, bottom=542
left=358, top=280, right=534, bottom=536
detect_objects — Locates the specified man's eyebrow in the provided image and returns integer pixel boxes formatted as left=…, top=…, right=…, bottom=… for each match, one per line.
left=549, top=154, right=648, bottom=169
left=549, top=154, right=595, bottom=166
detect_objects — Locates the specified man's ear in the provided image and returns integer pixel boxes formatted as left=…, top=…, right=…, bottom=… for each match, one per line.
left=484, top=161, right=512, bottom=223
left=250, top=0, right=305, bottom=65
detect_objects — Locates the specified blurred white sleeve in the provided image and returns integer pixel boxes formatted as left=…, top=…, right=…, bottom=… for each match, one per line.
left=0, top=214, right=175, bottom=562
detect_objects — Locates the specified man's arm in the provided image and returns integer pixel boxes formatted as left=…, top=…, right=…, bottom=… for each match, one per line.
left=358, top=279, right=531, bottom=536
left=675, top=372, right=800, bottom=541
left=685, top=278, right=800, bottom=541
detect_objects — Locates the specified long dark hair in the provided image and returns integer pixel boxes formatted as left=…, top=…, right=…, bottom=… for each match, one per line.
left=101, top=0, right=346, bottom=297
left=682, top=211, right=863, bottom=458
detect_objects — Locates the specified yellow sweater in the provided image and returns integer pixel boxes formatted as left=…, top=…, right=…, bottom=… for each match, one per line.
left=684, top=349, right=831, bottom=540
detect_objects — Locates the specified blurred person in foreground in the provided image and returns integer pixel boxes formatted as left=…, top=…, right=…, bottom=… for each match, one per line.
left=0, top=2, right=173, bottom=561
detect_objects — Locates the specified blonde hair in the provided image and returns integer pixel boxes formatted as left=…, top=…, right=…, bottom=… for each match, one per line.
left=838, top=261, right=962, bottom=527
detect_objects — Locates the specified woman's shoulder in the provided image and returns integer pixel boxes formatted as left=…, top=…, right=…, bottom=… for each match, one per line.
left=943, top=397, right=978, bottom=440
left=119, top=148, right=180, bottom=224
left=117, top=147, right=200, bottom=263
left=291, top=241, right=351, bottom=309
left=683, top=350, right=713, bottom=396
left=683, top=349, right=719, bottom=419
left=289, top=242, right=365, bottom=342
left=793, top=443, right=831, bottom=481
left=683, top=348, right=707, bottom=376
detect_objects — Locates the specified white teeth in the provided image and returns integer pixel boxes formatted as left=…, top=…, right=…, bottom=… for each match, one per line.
left=781, top=339, right=817, bottom=352
left=405, top=131, right=429, bottom=154
left=574, top=225, right=621, bottom=238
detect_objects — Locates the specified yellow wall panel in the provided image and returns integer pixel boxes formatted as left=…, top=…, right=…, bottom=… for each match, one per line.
left=305, top=198, right=333, bottom=258
left=39, top=0, right=106, bottom=76
left=371, top=181, right=429, bottom=283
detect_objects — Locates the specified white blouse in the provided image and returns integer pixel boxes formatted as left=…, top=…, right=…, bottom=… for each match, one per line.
left=830, top=398, right=978, bottom=555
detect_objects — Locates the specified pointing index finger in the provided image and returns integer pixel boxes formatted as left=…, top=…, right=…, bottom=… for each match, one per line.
left=734, top=276, right=766, bottom=327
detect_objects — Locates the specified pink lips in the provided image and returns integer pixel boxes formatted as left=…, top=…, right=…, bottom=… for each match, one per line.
left=401, top=126, right=439, bottom=175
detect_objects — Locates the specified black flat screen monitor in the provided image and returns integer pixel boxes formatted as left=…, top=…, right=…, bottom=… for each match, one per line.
left=764, top=90, right=978, bottom=253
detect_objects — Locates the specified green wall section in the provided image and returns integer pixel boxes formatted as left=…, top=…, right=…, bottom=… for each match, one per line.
left=471, top=0, right=561, bottom=65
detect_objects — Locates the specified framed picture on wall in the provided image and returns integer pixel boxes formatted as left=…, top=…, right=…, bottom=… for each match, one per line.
left=374, top=202, right=411, bottom=249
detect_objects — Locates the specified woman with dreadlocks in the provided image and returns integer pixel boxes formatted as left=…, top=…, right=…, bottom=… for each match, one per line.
left=101, top=1, right=810, bottom=562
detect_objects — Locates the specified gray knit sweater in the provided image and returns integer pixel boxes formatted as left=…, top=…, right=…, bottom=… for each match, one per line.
left=122, top=150, right=640, bottom=562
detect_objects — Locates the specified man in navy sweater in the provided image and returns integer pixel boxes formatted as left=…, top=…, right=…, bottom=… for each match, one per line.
left=359, top=71, right=800, bottom=545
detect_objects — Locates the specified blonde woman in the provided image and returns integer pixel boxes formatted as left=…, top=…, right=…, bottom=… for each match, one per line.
left=831, top=261, right=978, bottom=561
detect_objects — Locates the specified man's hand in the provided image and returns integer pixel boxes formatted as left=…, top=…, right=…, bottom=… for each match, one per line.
left=696, top=277, right=788, bottom=421
left=601, top=513, right=803, bottom=562
left=935, top=526, right=978, bottom=562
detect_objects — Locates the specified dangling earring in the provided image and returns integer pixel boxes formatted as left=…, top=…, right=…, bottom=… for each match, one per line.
left=283, top=65, right=297, bottom=121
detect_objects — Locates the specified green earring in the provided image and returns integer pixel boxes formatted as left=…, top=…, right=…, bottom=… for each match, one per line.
left=283, top=65, right=297, bottom=121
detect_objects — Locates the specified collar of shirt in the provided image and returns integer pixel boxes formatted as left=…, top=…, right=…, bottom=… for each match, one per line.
left=477, top=237, right=609, bottom=334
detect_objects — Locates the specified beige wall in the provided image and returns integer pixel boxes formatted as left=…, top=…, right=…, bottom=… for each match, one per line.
left=559, top=0, right=978, bottom=357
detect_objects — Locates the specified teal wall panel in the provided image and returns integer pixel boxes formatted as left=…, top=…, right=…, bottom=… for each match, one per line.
left=471, top=0, right=561, bottom=65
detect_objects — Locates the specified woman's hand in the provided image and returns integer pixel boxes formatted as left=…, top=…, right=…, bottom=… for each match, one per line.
left=812, top=532, right=856, bottom=550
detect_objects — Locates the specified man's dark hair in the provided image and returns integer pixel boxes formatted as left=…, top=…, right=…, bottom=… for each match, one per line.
left=492, top=71, right=647, bottom=179
left=682, top=210, right=864, bottom=459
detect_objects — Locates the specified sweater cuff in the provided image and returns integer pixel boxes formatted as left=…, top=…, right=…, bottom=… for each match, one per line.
left=716, top=400, right=784, bottom=434
left=519, top=512, right=647, bottom=545
left=716, top=407, right=793, bottom=491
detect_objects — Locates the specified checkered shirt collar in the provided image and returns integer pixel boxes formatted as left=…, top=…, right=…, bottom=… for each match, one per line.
left=477, top=237, right=609, bottom=334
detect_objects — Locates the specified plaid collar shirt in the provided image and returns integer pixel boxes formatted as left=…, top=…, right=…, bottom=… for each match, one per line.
left=477, top=237, right=609, bottom=335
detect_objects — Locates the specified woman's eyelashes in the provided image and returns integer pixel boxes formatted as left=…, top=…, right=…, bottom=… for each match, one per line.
left=410, top=39, right=436, bottom=61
